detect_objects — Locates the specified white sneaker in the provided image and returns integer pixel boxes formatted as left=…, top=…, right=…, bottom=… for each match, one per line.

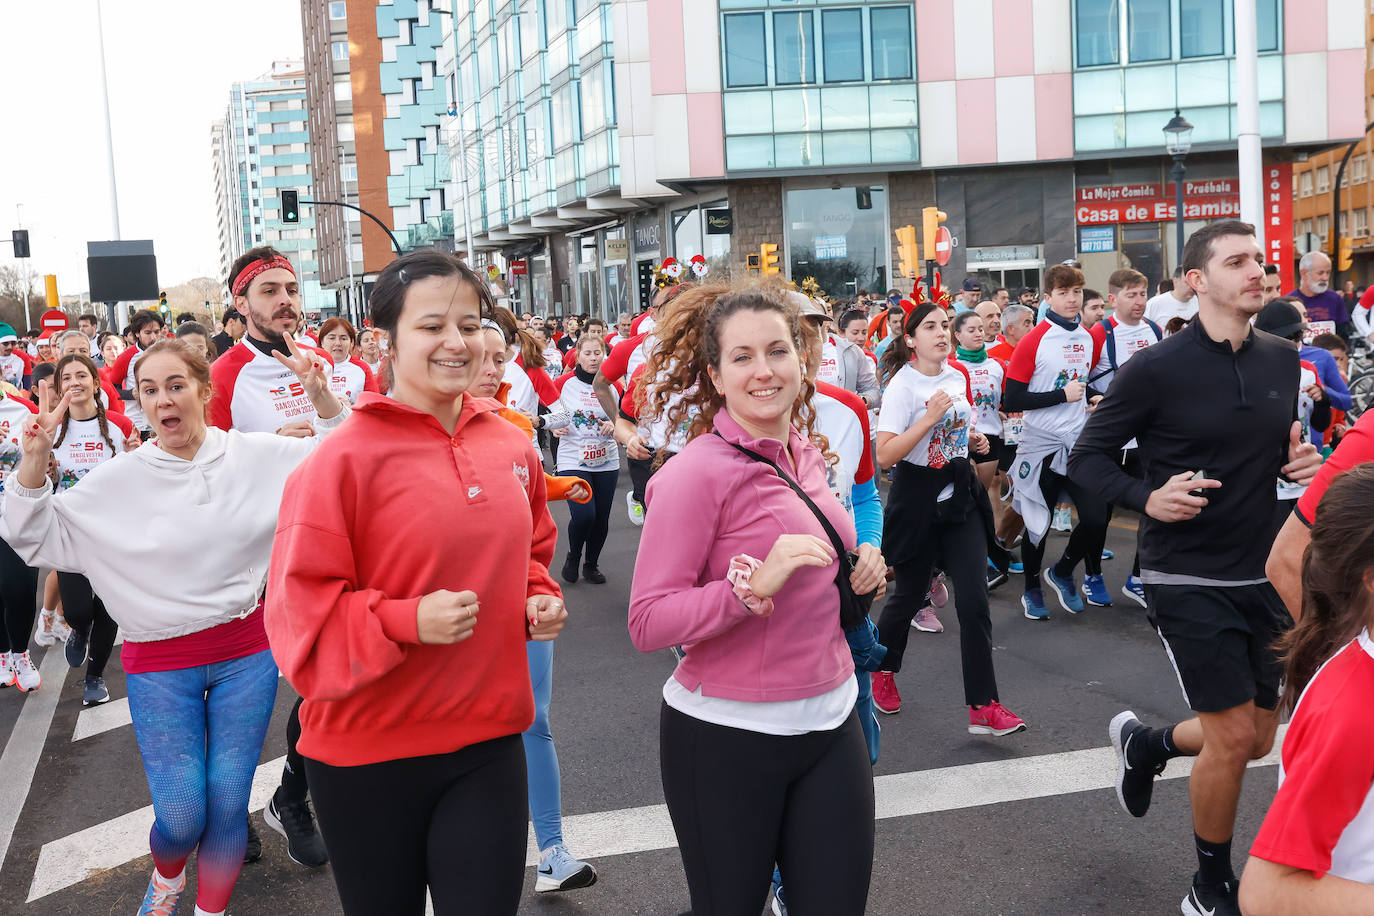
left=12, top=651, right=40, bottom=692
left=625, top=490, right=645, bottom=527
left=34, top=611, right=56, bottom=648
left=50, top=616, right=72, bottom=643
left=0, top=652, right=13, bottom=688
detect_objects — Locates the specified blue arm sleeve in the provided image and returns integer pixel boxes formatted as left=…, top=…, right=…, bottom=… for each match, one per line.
left=851, top=475, right=883, bottom=548
left=1320, top=358, right=1352, bottom=412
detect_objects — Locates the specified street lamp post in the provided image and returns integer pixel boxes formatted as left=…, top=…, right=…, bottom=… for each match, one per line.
left=1163, top=110, right=1194, bottom=270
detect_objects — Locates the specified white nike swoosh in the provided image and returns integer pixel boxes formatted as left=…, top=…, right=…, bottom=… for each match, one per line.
left=1122, top=732, right=1135, bottom=771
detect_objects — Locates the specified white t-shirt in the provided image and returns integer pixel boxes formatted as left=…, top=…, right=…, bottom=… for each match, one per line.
left=1277, top=361, right=1321, bottom=501
left=0, top=354, right=23, bottom=388
left=541, top=344, right=564, bottom=380
left=326, top=357, right=372, bottom=405
left=502, top=360, right=539, bottom=420
left=1145, top=290, right=1199, bottom=328
left=814, top=338, right=841, bottom=387
left=548, top=373, right=620, bottom=473
left=813, top=383, right=869, bottom=513
left=876, top=363, right=973, bottom=500
left=53, top=414, right=134, bottom=491
left=1090, top=315, right=1160, bottom=392
left=961, top=357, right=1005, bottom=437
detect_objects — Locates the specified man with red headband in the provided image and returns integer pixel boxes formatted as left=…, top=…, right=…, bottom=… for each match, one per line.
left=208, top=246, right=331, bottom=871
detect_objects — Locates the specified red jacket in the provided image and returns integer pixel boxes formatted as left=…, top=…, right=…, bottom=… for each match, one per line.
left=265, top=392, right=561, bottom=766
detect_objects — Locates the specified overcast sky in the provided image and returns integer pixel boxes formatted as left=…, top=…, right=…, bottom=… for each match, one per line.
left=0, top=0, right=304, bottom=297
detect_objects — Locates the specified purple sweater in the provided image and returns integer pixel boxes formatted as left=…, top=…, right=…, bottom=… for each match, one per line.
left=628, top=409, right=856, bottom=703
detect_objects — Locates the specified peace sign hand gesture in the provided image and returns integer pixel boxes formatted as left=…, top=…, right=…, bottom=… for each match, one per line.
left=273, top=335, right=330, bottom=400
left=22, top=380, right=73, bottom=459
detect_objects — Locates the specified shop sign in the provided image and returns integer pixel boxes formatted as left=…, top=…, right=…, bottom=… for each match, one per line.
left=634, top=222, right=661, bottom=254
left=1265, top=162, right=1295, bottom=292
left=814, top=234, right=847, bottom=260
left=510, top=259, right=528, bottom=276
left=1075, top=179, right=1238, bottom=204
left=1079, top=227, right=1116, bottom=254
left=966, top=245, right=1041, bottom=265
left=705, top=209, right=733, bottom=235
left=605, top=238, right=629, bottom=262
left=1076, top=179, right=1241, bottom=226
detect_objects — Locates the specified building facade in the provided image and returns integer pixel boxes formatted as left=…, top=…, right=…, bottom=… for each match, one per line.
left=210, top=62, right=332, bottom=317
left=325, top=0, right=1366, bottom=318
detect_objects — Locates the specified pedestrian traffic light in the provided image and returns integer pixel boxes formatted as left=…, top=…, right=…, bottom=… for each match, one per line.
left=894, top=225, right=919, bottom=279
left=921, top=207, right=948, bottom=263
left=1338, top=236, right=1354, bottom=272
left=760, top=242, right=780, bottom=274
left=282, top=190, right=300, bottom=224
left=11, top=229, right=29, bottom=259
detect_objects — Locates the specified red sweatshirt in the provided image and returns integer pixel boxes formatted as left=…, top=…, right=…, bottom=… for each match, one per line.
left=265, top=392, right=561, bottom=766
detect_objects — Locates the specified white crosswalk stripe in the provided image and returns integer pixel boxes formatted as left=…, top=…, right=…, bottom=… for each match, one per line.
left=25, top=727, right=1288, bottom=904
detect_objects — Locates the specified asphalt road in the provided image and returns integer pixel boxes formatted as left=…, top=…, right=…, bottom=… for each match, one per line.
left=0, top=465, right=1284, bottom=916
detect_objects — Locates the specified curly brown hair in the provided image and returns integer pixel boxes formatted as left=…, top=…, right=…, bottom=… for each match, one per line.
left=636, top=278, right=831, bottom=463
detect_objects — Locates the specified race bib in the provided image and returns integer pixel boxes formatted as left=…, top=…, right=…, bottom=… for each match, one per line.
left=581, top=442, right=612, bottom=467
left=1003, top=414, right=1024, bottom=445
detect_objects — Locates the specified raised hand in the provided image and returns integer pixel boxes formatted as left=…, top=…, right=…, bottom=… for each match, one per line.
left=274, top=334, right=330, bottom=399
left=1282, top=420, right=1322, bottom=486
left=22, top=380, right=73, bottom=458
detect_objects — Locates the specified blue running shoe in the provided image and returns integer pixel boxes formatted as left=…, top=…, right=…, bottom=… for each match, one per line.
left=1081, top=574, right=1112, bottom=606
left=1044, top=567, right=1086, bottom=614
left=536, top=844, right=598, bottom=893
left=1122, top=575, right=1147, bottom=608
left=1022, top=589, right=1049, bottom=620
left=1101, top=548, right=1115, bottom=561
left=1009, top=560, right=1024, bottom=574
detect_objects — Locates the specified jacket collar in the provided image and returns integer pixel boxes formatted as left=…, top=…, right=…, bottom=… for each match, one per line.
left=1189, top=312, right=1254, bottom=355
left=352, top=391, right=503, bottom=436
left=1044, top=309, right=1079, bottom=332
left=712, top=404, right=811, bottom=470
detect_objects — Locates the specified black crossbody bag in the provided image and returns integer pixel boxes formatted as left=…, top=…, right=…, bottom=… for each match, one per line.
left=715, top=433, right=875, bottom=630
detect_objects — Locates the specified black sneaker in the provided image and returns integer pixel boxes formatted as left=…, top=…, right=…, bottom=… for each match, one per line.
left=1182, top=873, right=1240, bottom=916
left=65, top=627, right=89, bottom=669
left=1109, top=710, right=1166, bottom=818
left=561, top=554, right=579, bottom=584
left=243, top=816, right=262, bottom=864
left=82, top=676, right=110, bottom=706
left=265, top=787, right=329, bottom=867
left=582, top=564, right=607, bottom=584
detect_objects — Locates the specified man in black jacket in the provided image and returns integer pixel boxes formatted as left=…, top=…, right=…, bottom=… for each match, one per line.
left=1068, top=220, right=1322, bottom=916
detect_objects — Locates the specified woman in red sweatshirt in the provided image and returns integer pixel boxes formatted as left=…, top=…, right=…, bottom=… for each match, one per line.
left=265, top=249, right=569, bottom=916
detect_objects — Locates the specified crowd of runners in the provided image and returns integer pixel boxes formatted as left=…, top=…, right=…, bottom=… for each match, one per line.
left=0, top=217, right=1372, bottom=915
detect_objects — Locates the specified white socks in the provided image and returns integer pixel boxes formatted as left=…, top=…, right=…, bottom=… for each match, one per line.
left=194, top=907, right=224, bottom=916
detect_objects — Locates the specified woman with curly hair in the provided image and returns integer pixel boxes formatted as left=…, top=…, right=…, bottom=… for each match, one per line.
left=628, top=282, right=884, bottom=915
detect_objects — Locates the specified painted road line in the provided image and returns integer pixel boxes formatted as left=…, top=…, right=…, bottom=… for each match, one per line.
left=0, top=647, right=71, bottom=874
left=26, top=727, right=1288, bottom=903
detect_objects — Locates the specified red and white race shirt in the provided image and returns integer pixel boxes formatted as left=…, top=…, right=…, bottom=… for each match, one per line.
left=960, top=356, right=1006, bottom=437
left=208, top=340, right=328, bottom=433
left=814, top=381, right=873, bottom=513
left=0, top=394, right=37, bottom=492
left=326, top=356, right=378, bottom=406
left=815, top=338, right=841, bottom=387
left=550, top=373, right=620, bottom=473
left=621, top=365, right=696, bottom=454
left=53, top=412, right=135, bottom=491
left=601, top=332, right=655, bottom=387
left=1088, top=315, right=1160, bottom=392
left=0, top=354, right=25, bottom=389
left=1277, top=361, right=1322, bottom=501
left=1006, top=318, right=1095, bottom=444
left=1251, top=629, right=1374, bottom=883
left=631, top=312, right=656, bottom=337
left=876, top=363, right=974, bottom=489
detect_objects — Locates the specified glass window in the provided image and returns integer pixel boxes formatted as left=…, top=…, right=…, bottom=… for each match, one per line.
left=1316, top=166, right=1330, bottom=193
left=785, top=185, right=888, bottom=294
left=1180, top=0, right=1223, bottom=57
left=1318, top=214, right=1329, bottom=243
left=329, top=1, right=346, bottom=19
left=334, top=79, right=352, bottom=101
left=1127, top=0, right=1170, bottom=62
left=336, top=122, right=354, bottom=141
left=870, top=7, right=912, bottom=80
left=724, top=14, right=767, bottom=88
left=774, top=12, right=815, bottom=85
left=1300, top=172, right=1312, bottom=197
left=821, top=9, right=863, bottom=83
left=332, top=41, right=349, bottom=61
left=1356, top=208, right=1368, bottom=238
left=1354, top=155, right=1368, bottom=184
left=1257, top=0, right=1280, bottom=52
left=1076, top=0, right=1119, bottom=66
left=546, top=0, right=568, bottom=38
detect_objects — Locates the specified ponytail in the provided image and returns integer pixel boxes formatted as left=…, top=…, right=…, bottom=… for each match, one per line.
left=878, top=302, right=941, bottom=386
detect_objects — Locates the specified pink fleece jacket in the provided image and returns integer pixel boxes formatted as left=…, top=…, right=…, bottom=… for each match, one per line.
left=628, top=408, right=856, bottom=702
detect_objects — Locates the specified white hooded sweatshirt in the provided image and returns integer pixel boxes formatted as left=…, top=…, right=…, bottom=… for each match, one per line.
left=2, top=412, right=346, bottom=642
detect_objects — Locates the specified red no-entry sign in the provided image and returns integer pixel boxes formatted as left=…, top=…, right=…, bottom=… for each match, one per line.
left=935, top=227, right=952, bottom=266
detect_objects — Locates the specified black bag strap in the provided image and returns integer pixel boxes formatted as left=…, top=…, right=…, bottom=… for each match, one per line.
left=713, top=431, right=849, bottom=564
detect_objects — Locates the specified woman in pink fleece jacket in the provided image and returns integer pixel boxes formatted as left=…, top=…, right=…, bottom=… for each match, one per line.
left=628, top=282, right=885, bottom=916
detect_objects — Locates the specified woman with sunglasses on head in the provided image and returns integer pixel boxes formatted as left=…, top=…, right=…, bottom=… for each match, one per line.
left=4, top=336, right=346, bottom=916
left=266, top=250, right=568, bottom=916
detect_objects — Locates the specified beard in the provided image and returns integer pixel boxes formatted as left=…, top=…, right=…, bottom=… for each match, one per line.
left=1312, top=281, right=1329, bottom=294
left=244, top=299, right=300, bottom=341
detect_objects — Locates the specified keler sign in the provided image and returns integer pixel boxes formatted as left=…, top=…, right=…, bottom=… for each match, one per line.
left=1076, top=195, right=1241, bottom=226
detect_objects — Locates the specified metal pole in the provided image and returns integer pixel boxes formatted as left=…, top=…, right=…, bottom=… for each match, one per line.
left=1234, top=0, right=1263, bottom=248
left=95, top=0, right=123, bottom=331
left=1172, top=157, right=1187, bottom=269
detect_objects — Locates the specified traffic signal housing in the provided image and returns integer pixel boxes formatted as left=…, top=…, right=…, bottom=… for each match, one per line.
left=894, top=225, right=919, bottom=279
left=11, top=229, right=29, bottom=259
left=921, top=207, right=948, bottom=263
left=1338, top=236, right=1354, bottom=272
left=158, top=290, right=168, bottom=314
left=282, top=190, right=300, bottom=224
left=760, top=242, right=780, bottom=274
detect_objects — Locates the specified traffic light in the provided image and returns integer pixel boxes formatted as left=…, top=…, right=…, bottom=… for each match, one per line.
left=746, top=253, right=761, bottom=270
left=1338, top=236, right=1354, bottom=272
left=159, top=290, right=168, bottom=314
left=760, top=242, right=780, bottom=274
left=921, top=207, right=948, bottom=263
left=282, top=189, right=300, bottom=224
left=894, top=225, right=919, bottom=279
left=11, top=229, right=29, bottom=259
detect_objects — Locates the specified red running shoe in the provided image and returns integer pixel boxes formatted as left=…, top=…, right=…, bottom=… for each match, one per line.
left=871, top=672, right=901, bottom=715
left=969, top=702, right=1027, bottom=736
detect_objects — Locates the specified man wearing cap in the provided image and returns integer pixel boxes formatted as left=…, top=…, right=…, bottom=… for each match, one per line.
left=1018, top=287, right=1039, bottom=310
left=957, top=278, right=981, bottom=313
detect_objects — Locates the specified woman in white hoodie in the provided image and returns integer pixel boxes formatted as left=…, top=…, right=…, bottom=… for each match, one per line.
left=3, top=336, right=345, bottom=916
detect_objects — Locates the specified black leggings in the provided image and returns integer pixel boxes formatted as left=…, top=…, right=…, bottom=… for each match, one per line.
left=1082, top=448, right=1143, bottom=578
left=56, top=573, right=117, bottom=678
left=627, top=455, right=653, bottom=503
left=0, top=539, right=37, bottom=655
left=1021, top=458, right=1110, bottom=591
left=564, top=467, right=618, bottom=567
left=305, top=734, right=528, bottom=916
left=281, top=695, right=308, bottom=802
left=660, top=704, right=873, bottom=916
left=875, top=509, right=999, bottom=706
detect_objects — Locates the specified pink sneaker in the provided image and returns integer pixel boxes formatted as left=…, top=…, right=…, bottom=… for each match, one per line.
left=928, top=574, right=949, bottom=608
left=969, top=702, right=1027, bottom=736
left=911, top=606, right=944, bottom=633
left=871, top=672, right=901, bottom=715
